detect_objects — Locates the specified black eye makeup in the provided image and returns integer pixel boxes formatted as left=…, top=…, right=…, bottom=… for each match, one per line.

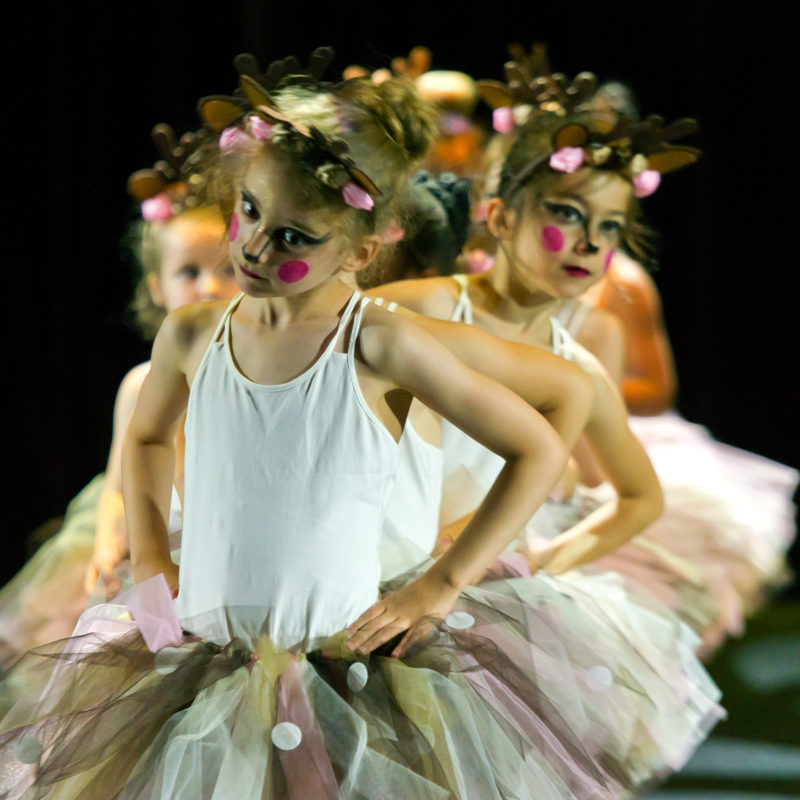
left=599, top=220, right=624, bottom=240
left=241, top=191, right=260, bottom=220
left=543, top=201, right=624, bottom=242
left=543, top=201, right=584, bottom=224
left=273, top=228, right=332, bottom=250
left=238, top=191, right=332, bottom=252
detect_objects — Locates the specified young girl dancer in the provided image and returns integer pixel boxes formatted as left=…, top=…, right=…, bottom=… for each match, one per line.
left=0, top=56, right=720, bottom=798
left=0, top=136, right=238, bottom=668
left=369, top=71, right=737, bottom=639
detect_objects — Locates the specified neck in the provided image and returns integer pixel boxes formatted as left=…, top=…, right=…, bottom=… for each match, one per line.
left=483, top=245, right=562, bottom=324
left=242, top=275, right=355, bottom=328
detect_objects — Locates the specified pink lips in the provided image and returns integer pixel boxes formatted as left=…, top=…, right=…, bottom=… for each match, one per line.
left=239, top=263, right=264, bottom=280
left=563, top=265, right=592, bottom=278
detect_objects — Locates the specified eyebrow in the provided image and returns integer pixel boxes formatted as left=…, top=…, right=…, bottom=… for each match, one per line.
left=240, top=185, right=329, bottom=239
left=548, top=195, right=626, bottom=218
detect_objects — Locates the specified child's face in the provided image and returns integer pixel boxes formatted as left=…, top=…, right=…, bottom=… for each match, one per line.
left=502, top=170, right=631, bottom=300
left=228, top=154, right=357, bottom=297
left=149, top=214, right=238, bottom=312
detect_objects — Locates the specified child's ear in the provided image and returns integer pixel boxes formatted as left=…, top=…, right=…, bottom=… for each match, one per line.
left=341, top=234, right=383, bottom=274
left=486, top=197, right=516, bottom=241
left=146, top=273, right=166, bottom=308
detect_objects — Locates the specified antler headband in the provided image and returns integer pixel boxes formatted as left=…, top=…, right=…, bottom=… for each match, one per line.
left=198, top=49, right=382, bottom=211
left=127, top=124, right=214, bottom=221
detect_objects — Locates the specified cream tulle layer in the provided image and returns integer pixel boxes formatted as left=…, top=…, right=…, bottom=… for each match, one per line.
left=0, top=570, right=723, bottom=799
left=0, top=476, right=103, bottom=672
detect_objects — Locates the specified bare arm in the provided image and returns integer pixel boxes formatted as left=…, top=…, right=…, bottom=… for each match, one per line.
left=530, top=344, right=663, bottom=573
left=85, top=363, right=150, bottom=594
left=347, top=312, right=569, bottom=655
left=401, top=314, right=593, bottom=451
left=122, top=307, right=206, bottom=592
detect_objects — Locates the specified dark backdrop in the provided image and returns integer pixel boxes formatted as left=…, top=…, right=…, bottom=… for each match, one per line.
left=5, top=1, right=798, bottom=587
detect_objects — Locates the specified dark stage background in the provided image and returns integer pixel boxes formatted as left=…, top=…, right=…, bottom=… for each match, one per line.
left=4, top=1, right=798, bottom=588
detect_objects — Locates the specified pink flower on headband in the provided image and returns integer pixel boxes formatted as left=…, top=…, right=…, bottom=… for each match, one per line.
left=549, top=147, right=585, bottom=173
left=342, top=181, right=374, bottom=211
left=381, top=221, right=406, bottom=243
left=219, top=126, right=250, bottom=154
left=141, top=193, right=173, bottom=222
left=249, top=116, right=274, bottom=140
left=492, top=107, right=516, bottom=134
left=632, top=169, right=661, bottom=198
left=467, top=249, right=495, bottom=274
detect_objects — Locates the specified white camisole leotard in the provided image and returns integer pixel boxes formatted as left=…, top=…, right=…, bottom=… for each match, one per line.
left=175, top=291, right=399, bottom=651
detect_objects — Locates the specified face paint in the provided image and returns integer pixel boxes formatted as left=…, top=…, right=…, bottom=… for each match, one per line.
left=277, top=260, right=310, bottom=283
left=604, top=248, right=615, bottom=273
left=228, top=213, right=239, bottom=242
left=541, top=225, right=564, bottom=253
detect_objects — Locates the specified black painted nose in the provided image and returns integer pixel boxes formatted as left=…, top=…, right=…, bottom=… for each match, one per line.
left=242, top=245, right=262, bottom=263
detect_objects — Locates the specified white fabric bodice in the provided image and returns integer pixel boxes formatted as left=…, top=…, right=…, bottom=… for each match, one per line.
left=439, top=276, right=582, bottom=530
left=379, top=419, right=442, bottom=579
left=370, top=297, right=442, bottom=579
left=176, top=291, right=399, bottom=650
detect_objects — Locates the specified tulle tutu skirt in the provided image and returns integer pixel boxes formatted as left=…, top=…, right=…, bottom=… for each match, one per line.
left=520, top=412, right=797, bottom=658
left=0, top=476, right=104, bottom=673
left=629, top=411, right=797, bottom=596
left=0, top=568, right=723, bottom=799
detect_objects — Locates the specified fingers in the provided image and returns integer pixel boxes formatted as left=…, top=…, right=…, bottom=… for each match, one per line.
left=352, top=620, right=407, bottom=655
left=346, top=607, right=390, bottom=652
left=392, top=620, right=434, bottom=659
left=346, top=601, right=386, bottom=637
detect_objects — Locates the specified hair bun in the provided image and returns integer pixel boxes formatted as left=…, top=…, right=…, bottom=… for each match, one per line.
left=339, top=77, right=439, bottom=162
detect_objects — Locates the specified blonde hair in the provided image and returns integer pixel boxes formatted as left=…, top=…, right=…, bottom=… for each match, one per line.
left=205, top=77, right=439, bottom=245
left=128, top=205, right=226, bottom=338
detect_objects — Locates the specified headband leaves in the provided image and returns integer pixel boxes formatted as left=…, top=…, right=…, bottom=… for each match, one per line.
left=197, top=50, right=383, bottom=205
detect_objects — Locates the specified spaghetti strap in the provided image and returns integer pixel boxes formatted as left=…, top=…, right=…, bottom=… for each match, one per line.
left=549, top=316, right=576, bottom=361
left=450, top=274, right=473, bottom=324
left=346, top=295, right=372, bottom=361
left=191, top=294, right=245, bottom=384
left=219, top=294, right=245, bottom=342
left=329, top=290, right=362, bottom=354
left=555, top=299, right=591, bottom=338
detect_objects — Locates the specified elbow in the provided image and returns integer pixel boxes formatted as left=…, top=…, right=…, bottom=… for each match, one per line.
left=649, top=480, right=665, bottom=523
left=541, top=427, right=570, bottom=483
left=636, top=479, right=664, bottom=528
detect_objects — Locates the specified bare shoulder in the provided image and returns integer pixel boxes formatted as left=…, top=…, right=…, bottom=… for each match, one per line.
left=118, top=361, right=151, bottom=398
left=367, top=276, right=462, bottom=320
left=151, top=300, right=233, bottom=381
left=608, top=255, right=662, bottom=312
left=568, top=340, right=625, bottom=404
left=156, top=301, right=228, bottom=354
left=115, top=361, right=151, bottom=416
left=578, top=305, right=624, bottom=348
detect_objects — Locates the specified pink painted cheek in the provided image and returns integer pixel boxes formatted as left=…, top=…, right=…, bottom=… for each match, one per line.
left=604, top=248, right=615, bottom=273
left=277, top=260, right=310, bottom=283
left=228, top=213, right=239, bottom=242
left=541, top=225, right=565, bottom=253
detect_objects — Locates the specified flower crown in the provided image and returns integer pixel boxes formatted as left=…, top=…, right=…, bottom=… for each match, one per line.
left=127, top=124, right=214, bottom=221
left=197, top=49, right=382, bottom=212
